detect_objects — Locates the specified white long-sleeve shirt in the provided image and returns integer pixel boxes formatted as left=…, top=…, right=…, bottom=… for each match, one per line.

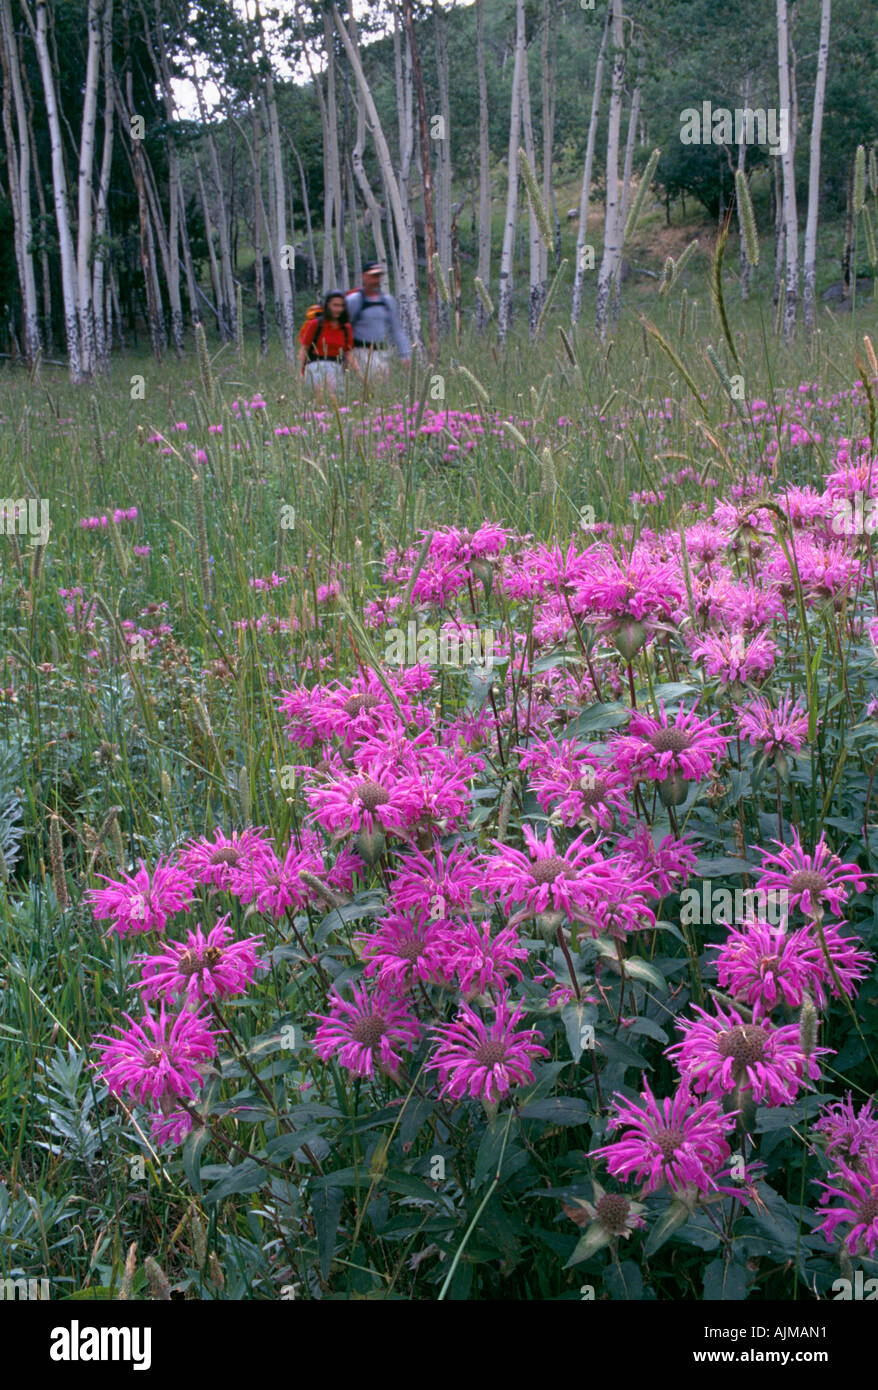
left=345, top=290, right=411, bottom=358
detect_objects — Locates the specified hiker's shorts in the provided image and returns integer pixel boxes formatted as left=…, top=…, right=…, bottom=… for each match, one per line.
left=305, top=359, right=344, bottom=392
left=353, top=347, right=392, bottom=382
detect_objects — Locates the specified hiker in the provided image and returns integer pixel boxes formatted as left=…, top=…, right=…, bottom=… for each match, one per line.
left=298, top=291, right=362, bottom=401
left=345, top=262, right=411, bottom=383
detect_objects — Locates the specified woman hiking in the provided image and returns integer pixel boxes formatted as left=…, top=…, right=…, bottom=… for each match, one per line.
left=298, top=291, right=362, bottom=402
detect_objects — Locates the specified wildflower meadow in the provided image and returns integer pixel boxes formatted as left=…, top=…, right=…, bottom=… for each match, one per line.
left=3, top=301, right=878, bottom=1338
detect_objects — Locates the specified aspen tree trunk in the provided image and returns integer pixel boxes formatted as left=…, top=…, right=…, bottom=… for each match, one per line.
left=777, top=0, right=798, bottom=339
left=595, top=0, right=625, bottom=338
left=347, top=157, right=362, bottom=286
left=147, top=0, right=183, bottom=354
left=772, top=155, right=785, bottom=305
left=498, top=0, right=525, bottom=344
left=540, top=0, right=555, bottom=272
left=333, top=2, right=422, bottom=348
left=433, top=0, right=452, bottom=335
left=572, top=5, right=609, bottom=325
left=296, top=2, right=335, bottom=289
left=289, top=136, right=318, bottom=286
left=519, top=42, right=544, bottom=334
left=803, top=0, right=830, bottom=332
left=392, top=0, right=417, bottom=327
left=403, top=0, right=439, bottom=359
left=257, top=1, right=295, bottom=362
left=74, top=0, right=102, bottom=377
left=347, top=11, right=387, bottom=268
left=322, top=6, right=348, bottom=289
left=92, top=0, right=114, bottom=369
left=179, top=18, right=234, bottom=337
left=0, top=0, right=39, bottom=364
left=178, top=180, right=200, bottom=329
left=475, top=0, right=491, bottom=332
left=123, top=69, right=163, bottom=361
left=21, top=54, right=52, bottom=352
left=193, top=149, right=224, bottom=334
left=251, top=104, right=268, bottom=354
left=28, top=0, right=81, bottom=378
left=613, top=73, right=640, bottom=321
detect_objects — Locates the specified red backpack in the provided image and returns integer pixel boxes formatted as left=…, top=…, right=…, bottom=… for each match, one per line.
left=299, top=304, right=324, bottom=362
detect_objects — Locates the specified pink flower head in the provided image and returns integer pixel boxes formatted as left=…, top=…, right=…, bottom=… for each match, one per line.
left=88, top=857, right=192, bottom=936
left=483, top=824, right=606, bottom=927
left=356, top=909, right=449, bottom=992
left=814, top=1095, right=878, bottom=1169
left=304, top=755, right=419, bottom=842
left=279, top=670, right=427, bottom=751
left=311, top=983, right=421, bottom=1080
left=814, top=1158, right=878, bottom=1258
left=737, top=692, right=810, bottom=759
left=388, top=842, right=483, bottom=918
left=149, top=1107, right=194, bottom=1147
left=666, top=1001, right=828, bottom=1106
left=439, top=915, right=528, bottom=997
left=231, top=832, right=362, bottom=916
left=516, top=735, right=631, bottom=829
left=754, top=829, right=869, bottom=920
left=428, top=997, right=549, bottom=1104
left=95, top=1003, right=218, bottom=1106
left=609, top=702, right=729, bottom=788
left=134, top=916, right=264, bottom=1004
left=710, top=920, right=830, bottom=1010
left=590, top=1078, right=737, bottom=1195
left=690, top=627, right=777, bottom=687
left=615, top=827, right=699, bottom=898
left=178, top=827, right=274, bottom=890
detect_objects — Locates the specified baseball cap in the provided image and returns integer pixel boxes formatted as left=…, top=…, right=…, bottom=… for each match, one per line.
left=362, top=261, right=385, bottom=275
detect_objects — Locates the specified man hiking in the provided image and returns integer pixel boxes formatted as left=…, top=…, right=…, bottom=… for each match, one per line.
left=345, top=262, right=411, bottom=384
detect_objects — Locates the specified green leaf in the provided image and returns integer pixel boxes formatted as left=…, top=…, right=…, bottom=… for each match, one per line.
left=519, top=1096, right=591, bottom=1125
left=203, top=1159, right=266, bottom=1204
left=312, top=1185, right=345, bottom=1281
left=644, top=1198, right=691, bottom=1255
left=474, top=1116, right=521, bottom=1189
left=562, top=701, right=631, bottom=737
left=622, top=956, right=669, bottom=995
left=564, top=1223, right=613, bottom=1266
left=182, top=1123, right=211, bottom=1195
left=594, top=1034, right=652, bottom=1070
left=703, top=1258, right=750, bottom=1301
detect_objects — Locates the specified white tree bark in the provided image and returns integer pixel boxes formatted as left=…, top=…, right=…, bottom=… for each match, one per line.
left=74, top=0, right=102, bottom=377
left=257, top=1, right=296, bottom=362
left=347, top=13, right=387, bottom=269
left=571, top=5, right=609, bottom=325
left=0, top=0, right=39, bottom=363
left=434, top=0, right=453, bottom=334
left=333, top=2, right=421, bottom=348
left=29, top=0, right=81, bottom=379
left=92, top=0, right=114, bottom=369
left=777, top=0, right=798, bottom=339
left=475, top=0, right=491, bottom=331
left=322, top=5, right=348, bottom=289
left=595, top=0, right=625, bottom=338
left=497, top=0, right=525, bottom=343
left=803, top=0, right=830, bottom=333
